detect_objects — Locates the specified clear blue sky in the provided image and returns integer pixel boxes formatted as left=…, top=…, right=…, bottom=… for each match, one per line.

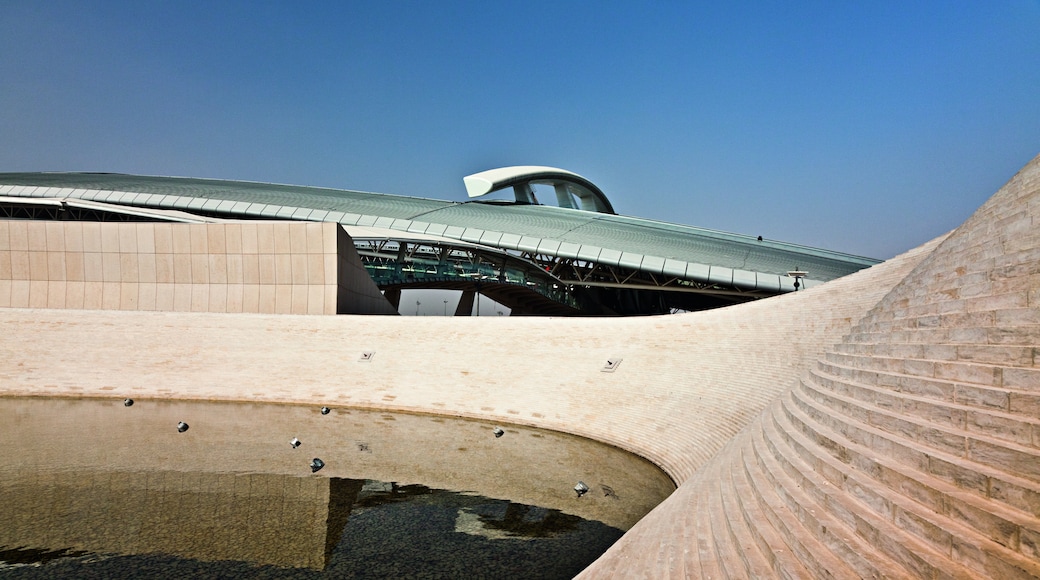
left=2, top=1, right=1038, bottom=259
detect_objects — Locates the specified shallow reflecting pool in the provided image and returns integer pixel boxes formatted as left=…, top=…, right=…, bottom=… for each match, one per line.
left=0, top=397, right=674, bottom=578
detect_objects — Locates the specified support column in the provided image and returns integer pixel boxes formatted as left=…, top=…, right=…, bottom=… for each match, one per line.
left=554, top=183, right=577, bottom=209
left=455, top=290, right=475, bottom=316
left=512, top=183, right=537, bottom=205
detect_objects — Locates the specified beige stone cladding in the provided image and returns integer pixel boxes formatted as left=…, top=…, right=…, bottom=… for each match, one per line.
left=0, top=221, right=396, bottom=315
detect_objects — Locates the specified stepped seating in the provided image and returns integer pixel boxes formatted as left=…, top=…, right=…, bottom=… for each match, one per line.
left=756, top=404, right=933, bottom=579
left=580, top=154, right=1040, bottom=577
left=786, top=383, right=1040, bottom=576
left=731, top=438, right=849, bottom=578
left=808, top=361, right=1040, bottom=477
left=687, top=351, right=1040, bottom=578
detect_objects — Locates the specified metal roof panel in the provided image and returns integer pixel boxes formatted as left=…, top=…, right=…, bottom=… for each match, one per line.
left=498, top=233, right=522, bottom=249
left=708, top=266, right=733, bottom=286
left=641, top=255, right=666, bottom=276
left=732, top=269, right=757, bottom=289
left=618, top=251, right=644, bottom=270
left=557, top=242, right=581, bottom=259
left=517, top=236, right=541, bottom=253
left=598, top=248, right=623, bottom=266
left=686, top=263, right=710, bottom=282
left=576, top=245, right=602, bottom=262
left=663, top=258, right=687, bottom=278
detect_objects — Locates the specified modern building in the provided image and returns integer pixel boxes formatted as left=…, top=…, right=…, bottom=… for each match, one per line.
left=0, top=167, right=877, bottom=315
left=2, top=154, right=1038, bottom=577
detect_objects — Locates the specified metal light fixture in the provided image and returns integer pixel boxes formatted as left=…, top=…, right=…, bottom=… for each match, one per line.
left=310, top=458, right=325, bottom=473
left=787, top=268, right=808, bottom=291
left=574, top=481, right=590, bottom=497
left=177, top=421, right=189, bottom=433
left=290, top=437, right=301, bottom=449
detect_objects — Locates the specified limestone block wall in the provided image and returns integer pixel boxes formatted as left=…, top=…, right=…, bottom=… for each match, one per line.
left=0, top=221, right=396, bottom=315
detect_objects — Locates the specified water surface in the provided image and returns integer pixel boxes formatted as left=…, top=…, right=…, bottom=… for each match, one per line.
left=0, top=397, right=674, bottom=578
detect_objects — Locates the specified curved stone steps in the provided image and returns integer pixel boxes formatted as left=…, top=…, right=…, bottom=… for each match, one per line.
left=790, top=381, right=1040, bottom=559
left=823, top=345, right=1037, bottom=377
left=692, top=478, right=723, bottom=579
left=841, top=300, right=1038, bottom=337
left=850, top=298, right=1040, bottom=335
left=797, top=373, right=1040, bottom=483
left=737, top=465, right=844, bottom=579
left=792, top=375, right=1040, bottom=523
left=679, top=152, right=1040, bottom=577
left=785, top=385, right=1040, bottom=576
left=821, top=350, right=1007, bottom=393
left=760, top=401, right=944, bottom=578
left=810, top=363, right=1040, bottom=452
left=716, top=457, right=777, bottom=578
left=817, top=354, right=1032, bottom=412
left=776, top=389, right=1036, bottom=578
left=652, top=496, right=701, bottom=579
left=814, top=357, right=1040, bottom=420
left=704, top=460, right=744, bottom=579
left=823, top=344, right=1038, bottom=382
left=842, top=313, right=1040, bottom=347
left=692, top=505, right=721, bottom=578
left=741, top=421, right=875, bottom=578
left=729, top=447, right=814, bottom=579
left=796, top=373, right=1040, bottom=496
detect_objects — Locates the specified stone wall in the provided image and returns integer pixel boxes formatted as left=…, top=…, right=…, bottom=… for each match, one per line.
left=0, top=221, right=396, bottom=315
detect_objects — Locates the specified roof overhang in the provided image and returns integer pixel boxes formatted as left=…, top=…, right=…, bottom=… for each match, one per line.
left=0, top=196, right=220, bottom=223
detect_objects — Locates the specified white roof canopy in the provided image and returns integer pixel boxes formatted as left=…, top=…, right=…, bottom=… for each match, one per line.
left=463, top=166, right=616, bottom=214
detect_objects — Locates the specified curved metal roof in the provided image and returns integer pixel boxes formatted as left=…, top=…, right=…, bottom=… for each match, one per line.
left=0, top=172, right=879, bottom=294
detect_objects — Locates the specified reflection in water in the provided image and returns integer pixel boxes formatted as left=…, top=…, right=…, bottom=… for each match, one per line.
left=0, top=471, right=624, bottom=579
left=0, top=397, right=674, bottom=578
left=464, top=503, right=581, bottom=539
left=0, top=547, right=88, bottom=567
left=0, top=470, right=360, bottom=570
left=357, top=482, right=583, bottom=539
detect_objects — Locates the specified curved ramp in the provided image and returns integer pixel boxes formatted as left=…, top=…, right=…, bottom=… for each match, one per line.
left=581, top=155, right=1040, bottom=577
